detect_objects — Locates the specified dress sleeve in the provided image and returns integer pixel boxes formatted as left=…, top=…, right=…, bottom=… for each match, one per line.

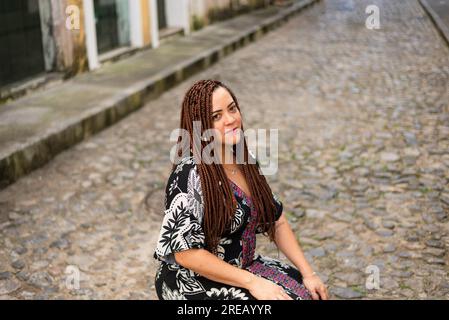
left=272, top=191, right=284, bottom=221
left=153, top=157, right=206, bottom=264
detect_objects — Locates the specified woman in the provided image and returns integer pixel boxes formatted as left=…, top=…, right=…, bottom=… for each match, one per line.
left=153, top=79, right=328, bottom=300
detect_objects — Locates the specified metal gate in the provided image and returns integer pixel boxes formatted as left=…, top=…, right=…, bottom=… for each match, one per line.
left=0, top=0, right=45, bottom=87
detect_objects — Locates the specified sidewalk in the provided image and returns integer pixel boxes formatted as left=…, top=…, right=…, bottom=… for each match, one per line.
left=0, top=0, right=317, bottom=190
left=420, top=0, right=449, bottom=46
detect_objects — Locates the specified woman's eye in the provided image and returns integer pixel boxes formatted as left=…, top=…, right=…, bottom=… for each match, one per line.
left=212, top=114, right=221, bottom=121
left=229, top=105, right=237, bottom=112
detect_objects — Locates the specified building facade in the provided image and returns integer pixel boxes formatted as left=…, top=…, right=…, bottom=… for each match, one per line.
left=0, top=0, right=272, bottom=96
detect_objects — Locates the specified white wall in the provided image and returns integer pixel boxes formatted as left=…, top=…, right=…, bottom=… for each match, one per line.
left=165, top=0, right=190, bottom=34
left=83, top=0, right=100, bottom=70
left=129, top=0, right=144, bottom=47
left=149, top=0, right=159, bottom=48
left=189, top=0, right=206, bottom=20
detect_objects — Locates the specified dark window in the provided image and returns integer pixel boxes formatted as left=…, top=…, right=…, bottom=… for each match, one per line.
left=94, top=0, right=120, bottom=54
left=157, top=0, right=167, bottom=30
left=0, top=0, right=45, bottom=87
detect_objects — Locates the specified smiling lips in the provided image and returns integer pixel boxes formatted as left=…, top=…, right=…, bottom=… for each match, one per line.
left=225, top=128, right=239, bottom=135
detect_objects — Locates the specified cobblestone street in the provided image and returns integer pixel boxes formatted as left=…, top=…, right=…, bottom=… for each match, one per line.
left=1, top=0, right=448, bottom=299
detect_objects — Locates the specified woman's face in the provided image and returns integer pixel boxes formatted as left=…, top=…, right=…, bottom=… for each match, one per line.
left=211, top=86, right=242, bottom=147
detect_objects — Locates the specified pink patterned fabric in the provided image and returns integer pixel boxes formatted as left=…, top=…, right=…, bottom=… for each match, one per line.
left=248, top=261, right=312, bottom=299
left=228, top=179, right=312, bottom=300
left=229, top=180, right=257, bottom=268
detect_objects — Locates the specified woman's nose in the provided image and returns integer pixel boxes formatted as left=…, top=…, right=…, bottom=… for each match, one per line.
left=224, top=112, right=236, bottom=125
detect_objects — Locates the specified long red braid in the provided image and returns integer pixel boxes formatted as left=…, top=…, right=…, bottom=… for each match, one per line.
left=173, top=79, right=278, bottom=254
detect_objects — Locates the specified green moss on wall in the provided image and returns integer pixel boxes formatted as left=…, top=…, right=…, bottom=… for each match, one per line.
left=191, top=14, right=205, bottom=31
left=206, top=0, right=270, bottom=25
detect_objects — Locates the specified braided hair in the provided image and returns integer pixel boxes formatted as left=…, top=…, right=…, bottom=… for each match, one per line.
left=174, top=79, right=278, bottom=254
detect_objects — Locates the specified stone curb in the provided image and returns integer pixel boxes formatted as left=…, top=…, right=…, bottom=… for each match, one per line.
left=419, top=0, right=449, bottom=47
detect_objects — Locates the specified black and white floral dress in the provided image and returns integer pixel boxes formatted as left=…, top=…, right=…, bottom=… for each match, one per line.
left=153, top=156, right=312, bottom=300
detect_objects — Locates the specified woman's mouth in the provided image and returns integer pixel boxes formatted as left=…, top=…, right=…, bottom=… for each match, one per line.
left=225, top=128, right=239, bottom=135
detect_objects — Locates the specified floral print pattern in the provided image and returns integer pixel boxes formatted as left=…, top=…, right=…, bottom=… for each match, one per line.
left=205, top=287, right=249, bottom=300
left=153, top=156, right=312, bottom=300
left=161, top=282, right=187, bottom=300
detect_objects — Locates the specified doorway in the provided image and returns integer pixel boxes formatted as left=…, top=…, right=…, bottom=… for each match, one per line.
left=94, top=0, right=130, bottom=54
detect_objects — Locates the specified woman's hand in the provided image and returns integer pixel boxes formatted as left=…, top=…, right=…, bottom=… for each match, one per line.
left=247, top=275, right=293, bottom=300
left=302, top=274, right=329, bottom=300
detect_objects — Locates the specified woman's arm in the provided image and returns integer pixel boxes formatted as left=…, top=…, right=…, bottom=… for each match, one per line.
left=273, top=213, right=315, bottom=276
left=175, top=248, right=292, bottom=300
left=273, top=213, right=329, bottom=299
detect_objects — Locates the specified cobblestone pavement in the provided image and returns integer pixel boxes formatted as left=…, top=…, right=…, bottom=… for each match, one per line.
left=1, top=0, right=449, bottom=300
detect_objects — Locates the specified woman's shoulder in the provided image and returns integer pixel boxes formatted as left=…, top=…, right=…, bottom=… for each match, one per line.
left=171, top=155, right=197, bottom=179
left=165, top=155, right=203, bottom=214
left=165, top=156, right=199, bottom=196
